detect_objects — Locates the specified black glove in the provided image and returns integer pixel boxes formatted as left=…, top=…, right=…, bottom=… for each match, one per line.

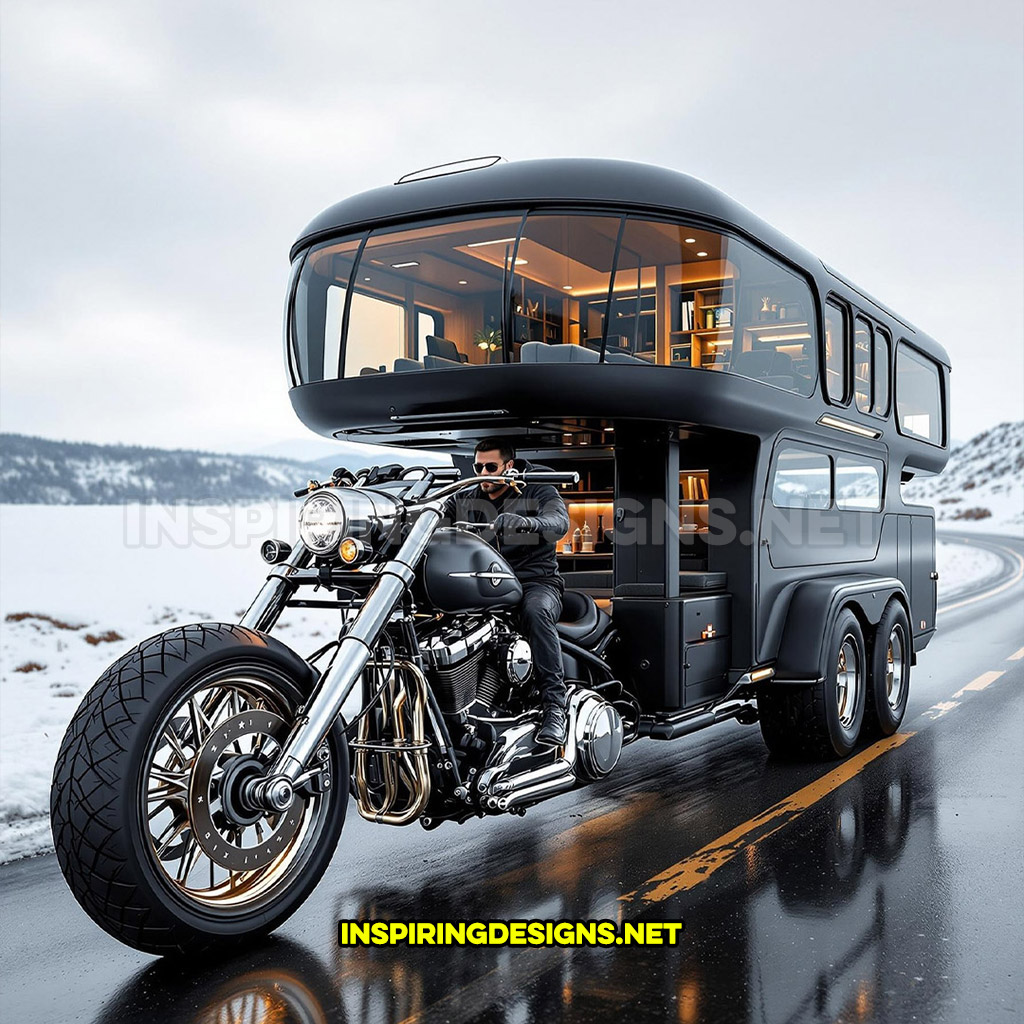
left=491, top=512, right=535, bottom=537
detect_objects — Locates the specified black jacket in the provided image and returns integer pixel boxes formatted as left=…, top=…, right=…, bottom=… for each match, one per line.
left=444, top=460, right=569, bottom=588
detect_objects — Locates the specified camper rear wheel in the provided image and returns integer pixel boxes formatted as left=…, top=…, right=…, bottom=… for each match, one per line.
left=759, top=608, right=867, bottom=760
left=863, top=600, right=911, bottom=738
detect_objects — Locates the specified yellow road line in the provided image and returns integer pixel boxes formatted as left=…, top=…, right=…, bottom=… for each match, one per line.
left=953, top=670, right=1005, bottom=698
left=623, top=732, right=913, bottom=906
left=939, top=541, right=1024, bottom=614
left=1008, top=646, right=1024, bottom=661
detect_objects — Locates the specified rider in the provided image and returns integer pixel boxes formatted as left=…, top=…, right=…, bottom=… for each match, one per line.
left=447, top=438, right=570, bottom=746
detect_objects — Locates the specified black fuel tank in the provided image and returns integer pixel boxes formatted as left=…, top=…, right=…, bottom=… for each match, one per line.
left=421, top=529, right=522, bottom=613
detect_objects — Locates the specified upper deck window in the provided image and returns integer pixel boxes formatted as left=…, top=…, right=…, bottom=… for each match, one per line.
left=824, top=300, right=848, bottom=403
left=873, top=326, right=891, bottom=416
left=288, top=210, right=817, bottom=394
left=896, top=343, right=944, bottom=445
left=854, top=317, right=873, bottom=413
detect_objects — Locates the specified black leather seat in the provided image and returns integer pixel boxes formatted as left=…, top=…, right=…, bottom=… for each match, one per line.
left=556, top=590, right=611, bottom=646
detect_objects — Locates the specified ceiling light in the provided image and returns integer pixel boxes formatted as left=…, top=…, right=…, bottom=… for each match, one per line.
left=458, top=279, right=468, bottom=285
left=363, top=276, right=371, bottom=281
left=563, top=285, right=573, bottom=291
left=391, top=261, right=420, bottom=269
left=685, top=237, right=696, bottom=244
left=696, top=251, right=708, bottom=257
left=506, top=257, right=528, bottom=266
left=467, top=237, right=519, bottom=248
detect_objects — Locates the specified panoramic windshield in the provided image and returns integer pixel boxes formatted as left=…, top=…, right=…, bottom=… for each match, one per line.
left=289, top=211, right=817, bottom=395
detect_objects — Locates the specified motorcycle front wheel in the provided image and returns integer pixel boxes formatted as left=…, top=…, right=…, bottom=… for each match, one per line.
left=50, top=623, right=349, bottom=956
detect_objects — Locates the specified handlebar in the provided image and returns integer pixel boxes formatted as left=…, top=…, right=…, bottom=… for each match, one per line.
left=417, top=470, right=580, bottom=505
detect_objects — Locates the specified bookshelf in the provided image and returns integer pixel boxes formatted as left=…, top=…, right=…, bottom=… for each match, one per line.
left=679, top=470, right=710, bottom=535
left=669, top=284, right=735, bottom=368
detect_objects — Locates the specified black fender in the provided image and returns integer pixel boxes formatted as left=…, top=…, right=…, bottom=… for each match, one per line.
left=770, top=576, right=911, bottom=684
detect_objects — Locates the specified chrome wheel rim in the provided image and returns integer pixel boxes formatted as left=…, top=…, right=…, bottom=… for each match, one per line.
left=835, top=635, right=861, bottom=730
left=141, top=669, right=332, bottom=914
left=885, top=624, right=907, bottom=712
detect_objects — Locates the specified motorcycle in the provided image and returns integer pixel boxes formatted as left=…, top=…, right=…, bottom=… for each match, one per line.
left=50, top=465, right=637, bottom=955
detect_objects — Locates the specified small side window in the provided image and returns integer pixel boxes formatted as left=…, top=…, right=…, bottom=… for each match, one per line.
left=873, top=327, right=891, bottom=416
left=772, top=447, right=832, bottom=509
left=835, top=456, right=883, bottom=511
left=854, top=317, right=873, bottom=413
left=824, top=301, right=848, bottom=403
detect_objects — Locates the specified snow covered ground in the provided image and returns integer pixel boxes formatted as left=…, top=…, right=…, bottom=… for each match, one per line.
left=0, top=503, right=1012, bottom=863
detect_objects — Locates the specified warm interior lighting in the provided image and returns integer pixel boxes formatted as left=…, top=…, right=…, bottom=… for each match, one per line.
left=696, top=251, right=708, bottom=257
left=391, top=261, right=420, bottom=269
left=563, top=285, right=573, bottom=290
left=750, top=332, right=812, bottom=343
left=467, top=236, right=519, bottom=248
left=684, top=237, right=696, bottom=244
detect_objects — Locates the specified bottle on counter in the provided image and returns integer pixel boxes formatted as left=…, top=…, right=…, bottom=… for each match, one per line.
left=572, top=527, right=583, bottom=553
left=582, top=522, right=594, bottom=553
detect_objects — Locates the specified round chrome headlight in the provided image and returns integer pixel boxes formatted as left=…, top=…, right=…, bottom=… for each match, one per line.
left=297, top=491, right=347, bottom=555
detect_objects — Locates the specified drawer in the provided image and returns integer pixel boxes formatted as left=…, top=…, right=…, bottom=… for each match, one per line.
left=681, top=594, right=731, bottom=644
left=684, top=637, right=730, bottom=705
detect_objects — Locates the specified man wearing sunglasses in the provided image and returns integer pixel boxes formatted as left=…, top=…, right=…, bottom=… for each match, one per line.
left=449, top=437, right=571, bottom=746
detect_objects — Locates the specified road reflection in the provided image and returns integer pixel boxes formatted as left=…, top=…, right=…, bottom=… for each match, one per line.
left=92, top=733, right=948, bottom=1024
left=91, top=938, right=340, bottom=1024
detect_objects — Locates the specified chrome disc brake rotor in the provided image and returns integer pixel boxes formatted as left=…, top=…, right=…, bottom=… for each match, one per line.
left=189, top=710, right=302, bottom=873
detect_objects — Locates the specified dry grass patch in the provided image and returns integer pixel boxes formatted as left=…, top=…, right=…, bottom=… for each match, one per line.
left=5, top=612, right=84, bottom=630
left=14, top=661, right=46, bottom=673
left=84, top=630, right=124, bottom=645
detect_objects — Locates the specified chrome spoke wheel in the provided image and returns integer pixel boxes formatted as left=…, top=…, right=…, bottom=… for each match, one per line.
left=141, top=671, right=332, bottom=914
left=885, top=625, right=907, bottom=712
left=835, top=635, right=861, bottom=730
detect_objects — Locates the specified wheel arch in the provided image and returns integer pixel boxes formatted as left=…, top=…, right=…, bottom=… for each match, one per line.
left=770, top=576, right=911, bottom=684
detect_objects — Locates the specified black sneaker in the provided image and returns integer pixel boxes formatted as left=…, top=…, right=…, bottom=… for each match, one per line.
left=536, top=704, right=568, bottom=747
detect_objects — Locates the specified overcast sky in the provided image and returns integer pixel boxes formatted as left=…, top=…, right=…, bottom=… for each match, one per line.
left=1, top=0, right=1021, bottom=454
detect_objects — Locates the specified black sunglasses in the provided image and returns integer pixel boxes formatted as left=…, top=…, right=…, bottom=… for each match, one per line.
left=474, top=461, right=504, bottom=473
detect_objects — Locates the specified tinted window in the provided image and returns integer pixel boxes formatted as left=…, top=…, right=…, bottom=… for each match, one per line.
left=854, top=317, right=872, bottom=413
left=835, top=456, right=883, bottom=510
left=772, top=447, right=832, bottom=509
left=824, top=301, right=848, bottom=403
left=292, top=236, right=363, bottom=383
left=873, top=326, right=891, bottom=415
left=896, top=344, right=944, bottom=444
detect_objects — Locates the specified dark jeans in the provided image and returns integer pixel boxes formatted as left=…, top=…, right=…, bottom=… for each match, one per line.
left=518, top=581, right=567, bottom=709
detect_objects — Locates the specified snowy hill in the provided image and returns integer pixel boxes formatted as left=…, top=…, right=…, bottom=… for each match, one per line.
left=0, top=434, right=449, bottom=505
left=902, top=421, right=1023, bottom=534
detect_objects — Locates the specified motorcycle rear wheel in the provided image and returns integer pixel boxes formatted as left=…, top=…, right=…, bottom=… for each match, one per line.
left=50, top=622, right=348, bottom=956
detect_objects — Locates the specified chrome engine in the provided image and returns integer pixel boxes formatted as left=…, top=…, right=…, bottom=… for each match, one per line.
left=419, top=616, right=623, bottom=815
left=422, top=616, right=534, bottom=715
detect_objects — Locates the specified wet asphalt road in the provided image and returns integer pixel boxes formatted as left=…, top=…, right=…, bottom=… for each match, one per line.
left=1, top=531, right=1022, bottom=1024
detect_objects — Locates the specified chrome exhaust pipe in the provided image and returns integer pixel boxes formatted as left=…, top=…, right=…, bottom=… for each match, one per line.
left=490, top=758, right=573, bottom=795
left=501, top=772, right=577, bottom=809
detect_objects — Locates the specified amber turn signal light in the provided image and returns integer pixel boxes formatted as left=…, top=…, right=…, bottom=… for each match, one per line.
left=338, top=538, right=365, bottom=564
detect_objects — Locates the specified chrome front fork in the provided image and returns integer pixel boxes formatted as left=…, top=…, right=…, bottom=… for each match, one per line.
left=253, top=508, right=441, bottom=793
